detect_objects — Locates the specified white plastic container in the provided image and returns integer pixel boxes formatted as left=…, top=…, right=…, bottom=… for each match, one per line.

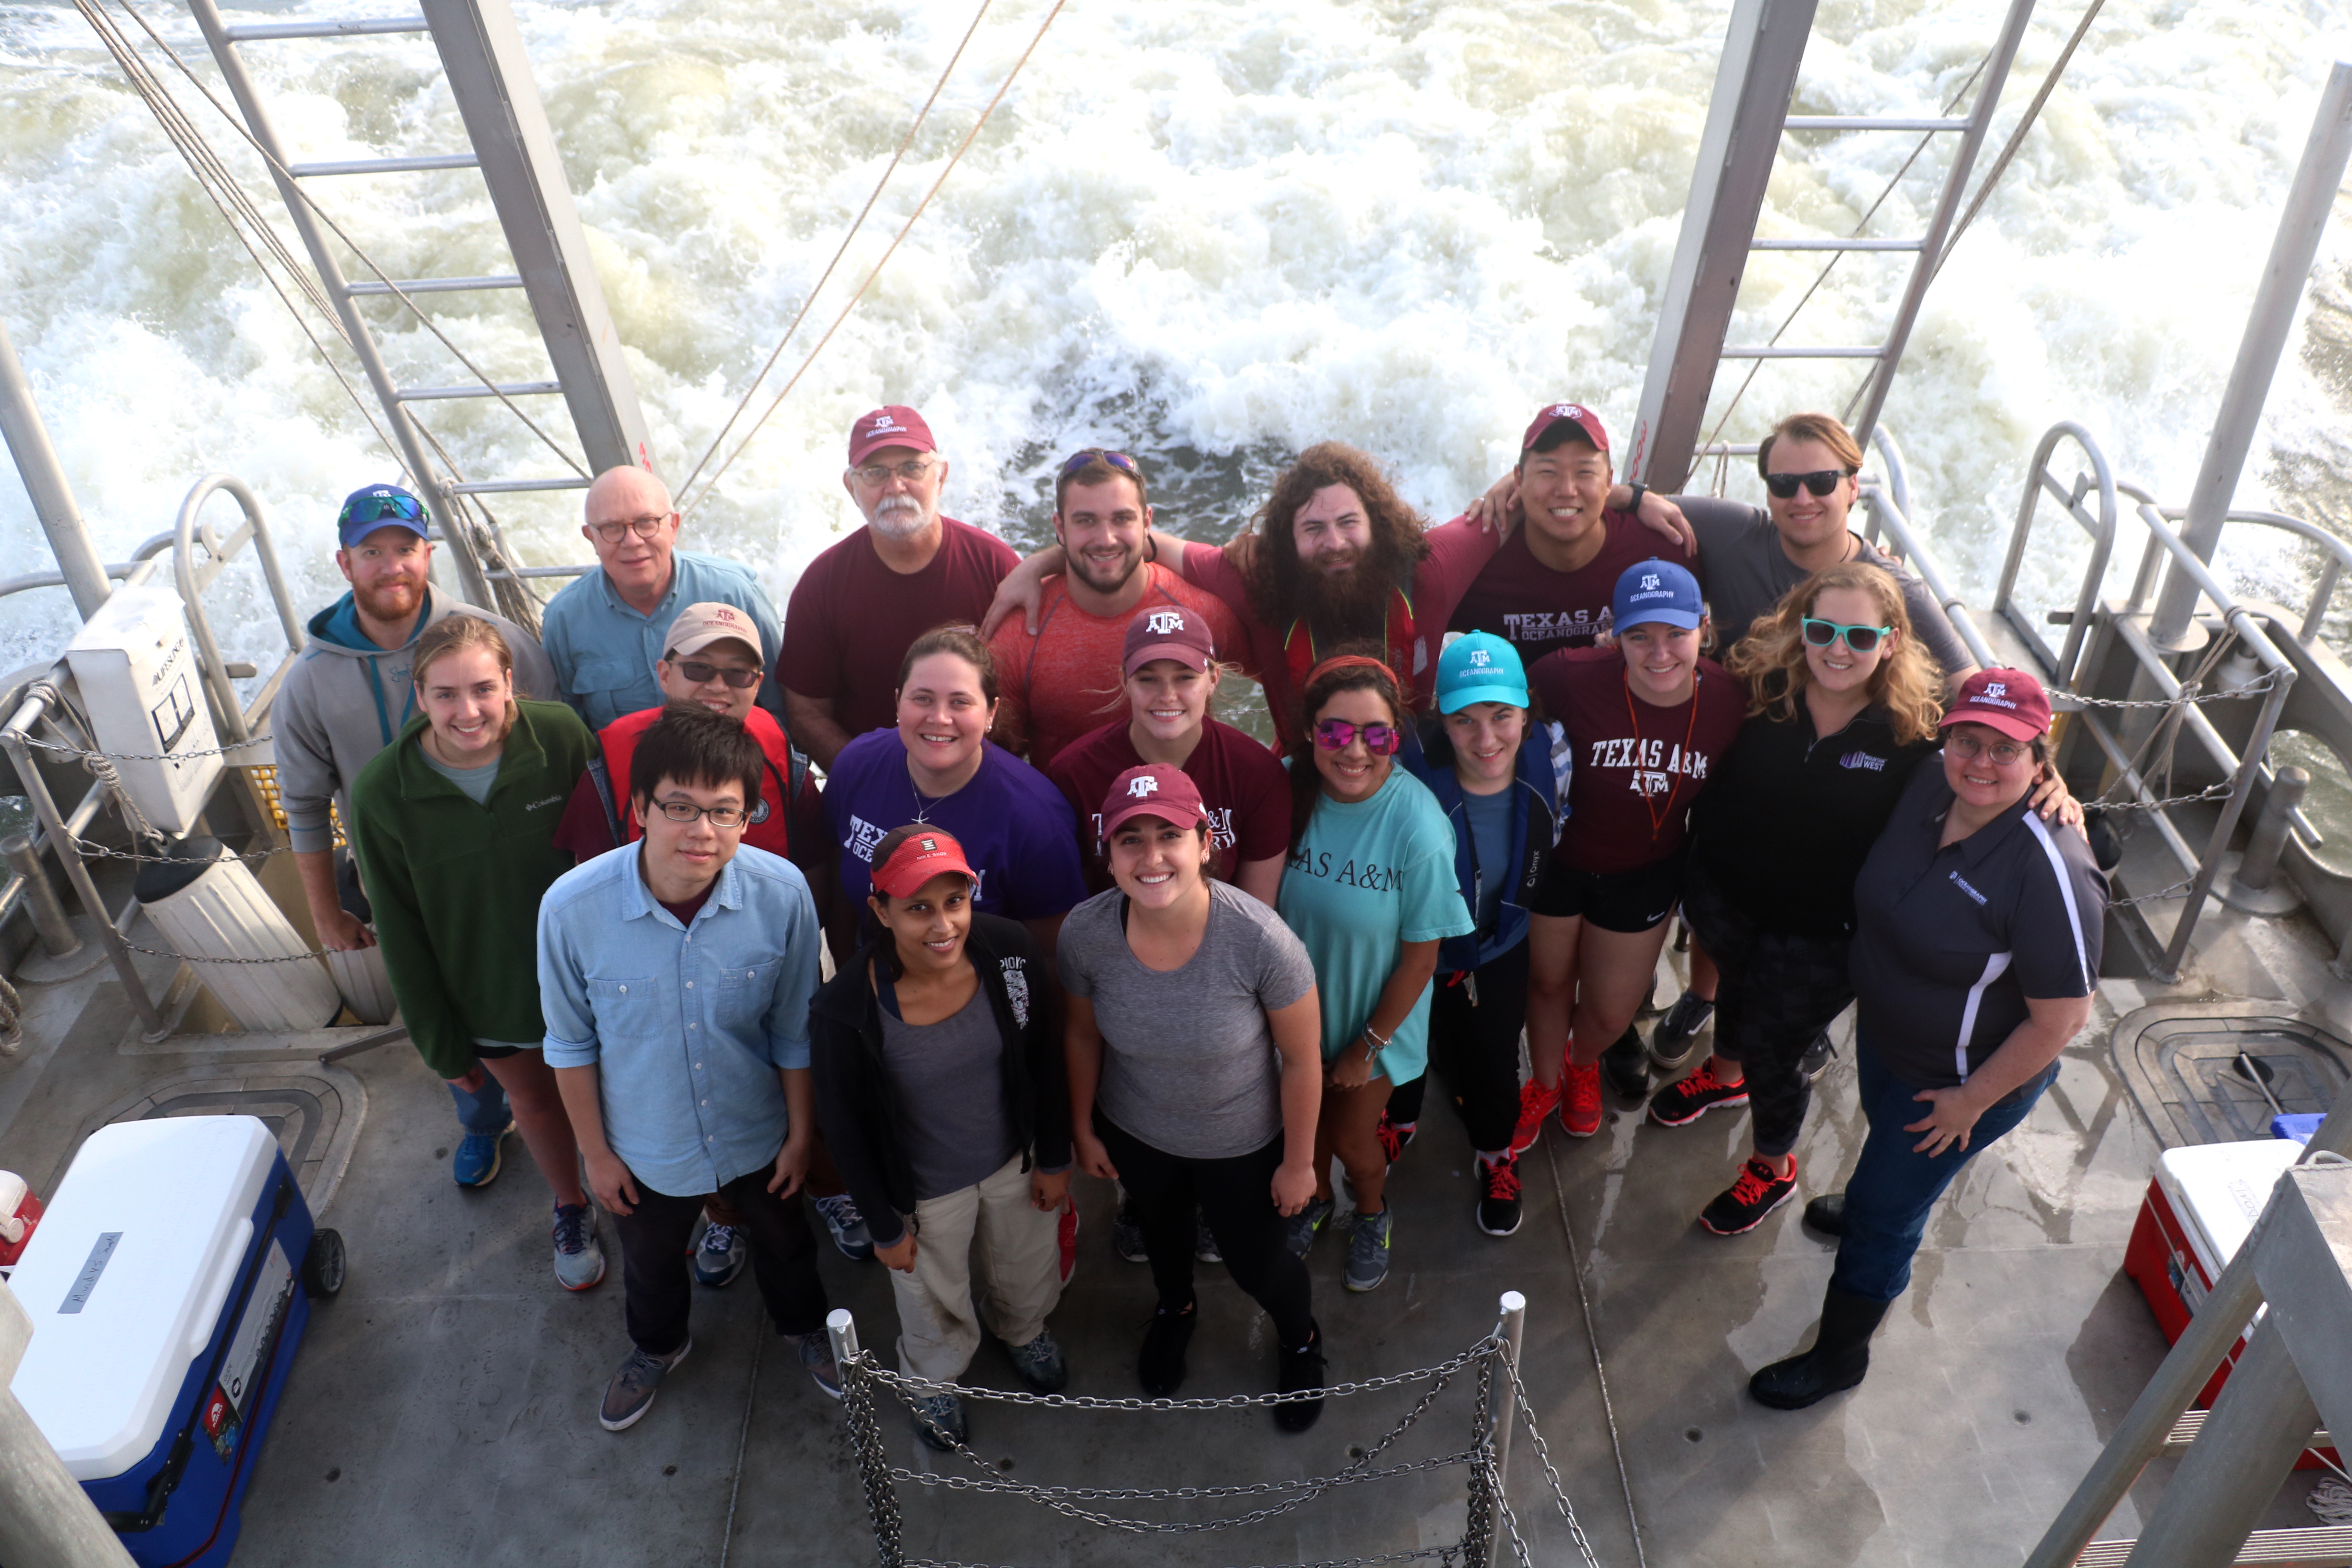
left=137, top=846, right=339, bottom=1033
left=2154, top=1136, right=2306, bottom=1285
left=63, top=583, right=223, bottom=837
left=323, top=943, right=397, bottom=1026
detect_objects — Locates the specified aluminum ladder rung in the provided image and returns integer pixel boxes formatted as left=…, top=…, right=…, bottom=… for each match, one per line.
left=2072, top=1527, right=2352, bottom=1567
left=346, top=275, right=524, bottom=297
left=287, top=153, right=479, bottom=176
left=2160, top=1408, right=2335, bottom=1454
left=1749, top=238, right=1925, bottom=252
left=1719, top=345, right=1886, bottom=359
left=397, top=381, right=564, bottom=402
left=447, top=477, right=592, bottom=494
left=220, top=16, right=428, bottom=40
left=1784, top=115, right=1971, bottom=132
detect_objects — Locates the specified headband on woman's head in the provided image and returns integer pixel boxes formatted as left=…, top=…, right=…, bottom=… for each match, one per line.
left=1305, top=654, right=1400, bottom=688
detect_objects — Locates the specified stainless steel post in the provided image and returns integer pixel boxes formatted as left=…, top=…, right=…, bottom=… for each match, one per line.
left=828, top=1308, right=904, bottom=1568
left=0, top=1280, right=140, bottom=1568
left=2149, top=61, right=2352, bottom=650
left=0, top=317, right=112, bottom=621
left=2233, top=765, right=2308, bottom=892
left=2, top=830, right=82, bottom=958
left=1488, top=1290, right=1528, bottom=1550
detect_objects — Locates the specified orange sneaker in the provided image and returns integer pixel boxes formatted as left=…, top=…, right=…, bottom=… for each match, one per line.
left=1508, top=1078, right=1561, bottom=1154
left=1560, top=1062, right=1604, bottom=1138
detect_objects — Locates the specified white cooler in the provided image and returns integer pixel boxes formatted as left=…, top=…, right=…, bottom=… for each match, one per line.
left=6, top=1116, right=343, bottom=1566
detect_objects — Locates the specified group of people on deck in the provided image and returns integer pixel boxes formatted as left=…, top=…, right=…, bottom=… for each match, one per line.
left=270, top=396, right=2109, bottom=1446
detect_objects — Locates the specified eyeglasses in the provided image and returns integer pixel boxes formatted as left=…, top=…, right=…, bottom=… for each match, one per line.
left=588, top=513, right=672, bottom=544
left=1762, top=468, right=1854, bottom=500
left=852, top=458, right=938, bottom=486
left=1313, top=718, right=1403, bottom=756
left=650, top=797, right=768, bottom=829
left=671, top=658, right=762, bottom=690
left=340, top=490, right=425, bottom=527
left=1060, top=448, right=1142, bottom=479
left=1801, top=617, right=1891, bottom=653
left=1945, top=733, right=2031, bottom=766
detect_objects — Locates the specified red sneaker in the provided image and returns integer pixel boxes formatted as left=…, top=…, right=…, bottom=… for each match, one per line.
left=1560, top=1062, right=1604, bottom=1138
left=1375, top=1111, right=1416, bottom=1165
left=1648, top=1061, right=1752, bottom=1127
left=1509, top=1079, right=1561, bottom=1154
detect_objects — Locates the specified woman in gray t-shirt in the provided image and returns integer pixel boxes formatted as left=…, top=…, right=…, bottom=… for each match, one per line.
left=1059, top=764, right=1327, bottom=1431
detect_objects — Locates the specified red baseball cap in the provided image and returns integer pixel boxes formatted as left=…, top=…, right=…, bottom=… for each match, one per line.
left=1521, top=402, right=1610, bottom=456
left=1940, top=668, right=2053, bottom=742
left=847, top=406, right=937, bottom=467
left=1100, top=765, right=1210, bottom=839
left=1122, top=603, right=1217, bottom=676
left=871, top=828, right=976, bottom=899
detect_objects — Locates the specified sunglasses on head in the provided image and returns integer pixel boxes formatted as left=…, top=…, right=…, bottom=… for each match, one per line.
left=671, top=657, right=762, bottom=689
left=1801, top=617, right=1891, bottom=653
left=340, top=491, right=425, bottom=527
left=1060, top=448, right=1141, bottom=479
left=1762, top=468, right=1853, bottom=500
left=1313, top=718, right=1403, bottom=756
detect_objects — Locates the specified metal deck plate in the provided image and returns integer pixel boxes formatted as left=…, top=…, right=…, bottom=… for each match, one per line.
left=53, top=1062, right=367, bottom=1216
left=2111, top=1005, right=2350, bottom=1148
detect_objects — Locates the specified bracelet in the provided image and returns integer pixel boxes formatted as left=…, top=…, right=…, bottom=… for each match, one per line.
left=1360, top=1024, right=1391, bottom=1053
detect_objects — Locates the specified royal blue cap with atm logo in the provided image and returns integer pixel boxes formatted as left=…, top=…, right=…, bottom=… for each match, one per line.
left=1612, top=559, right=1704, bottom=632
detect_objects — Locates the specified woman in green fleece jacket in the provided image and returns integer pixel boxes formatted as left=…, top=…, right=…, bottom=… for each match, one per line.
left=351, top=614, right=608, bottom=1291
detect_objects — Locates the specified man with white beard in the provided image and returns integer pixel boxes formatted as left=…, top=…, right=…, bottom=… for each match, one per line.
left=779, top=406, right=1022, bottom=769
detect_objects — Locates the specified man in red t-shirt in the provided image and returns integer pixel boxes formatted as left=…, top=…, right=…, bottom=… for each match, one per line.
left=1449, top=404, right=1675, bottom=662
left=986, top=450, right=1245, bottom=769
left=778, top=407, right=1022, bottom=768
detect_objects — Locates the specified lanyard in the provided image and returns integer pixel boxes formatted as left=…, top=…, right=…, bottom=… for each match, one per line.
left=1622, top=667, right=1702, bottom=840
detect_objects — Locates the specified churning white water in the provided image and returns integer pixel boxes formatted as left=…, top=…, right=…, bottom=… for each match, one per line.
left=0, top=0, right=2348, bottom=681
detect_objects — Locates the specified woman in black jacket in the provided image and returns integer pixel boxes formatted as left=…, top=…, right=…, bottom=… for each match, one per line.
left=811, top=825, right=1073, bottom=1452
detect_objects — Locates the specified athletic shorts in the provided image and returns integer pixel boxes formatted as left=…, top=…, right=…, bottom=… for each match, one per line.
left=1528, top=848, right=1684, bottom=935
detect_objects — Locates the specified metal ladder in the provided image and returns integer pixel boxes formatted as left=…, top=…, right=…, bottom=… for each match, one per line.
left=180, top=0, right=654, bottom=612
left=1627, top=0, right=2038, bottom=492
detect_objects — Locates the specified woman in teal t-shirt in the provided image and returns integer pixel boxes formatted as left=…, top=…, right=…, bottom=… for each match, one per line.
left=1276, top=654, right=1474, bottom=1294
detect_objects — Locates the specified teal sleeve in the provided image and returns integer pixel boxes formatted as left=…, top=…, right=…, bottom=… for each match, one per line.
left=1398, top=813, right=1475, bottom=944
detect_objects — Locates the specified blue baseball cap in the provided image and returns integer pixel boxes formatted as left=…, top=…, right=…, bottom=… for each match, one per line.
left=336, top=484, right=429, bottom=548
left=1613, top=559, right=1704, bottom=631
left=1435, top=632, right=1530, bottom=713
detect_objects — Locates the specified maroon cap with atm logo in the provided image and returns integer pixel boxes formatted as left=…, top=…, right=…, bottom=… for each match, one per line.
left=848, top=406, right=938, bottom=467
left=1521, top=402, right=1610, bottom=456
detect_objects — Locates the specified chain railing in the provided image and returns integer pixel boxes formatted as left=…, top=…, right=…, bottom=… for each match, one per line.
left=823, top=1294, right=1601, bottom=1568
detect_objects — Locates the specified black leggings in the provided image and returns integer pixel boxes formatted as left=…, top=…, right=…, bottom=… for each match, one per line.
left=1095, top=1114, right=1314, bottom=1348
left=1385, top=940, right=1529, bottom=1154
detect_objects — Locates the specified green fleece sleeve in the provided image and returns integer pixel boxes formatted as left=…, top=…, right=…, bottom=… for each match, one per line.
left=350, top=761, right=475, bottom=1079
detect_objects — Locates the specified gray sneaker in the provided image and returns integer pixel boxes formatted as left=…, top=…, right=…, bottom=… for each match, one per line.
left=599, top=1337, right=690, bottom=1432
left=811, top=1192, right=875, bottom=1261
left=1193, top=1215, right=1222, bottom=1264
left=1286, top=1196, right=1336, bottom=1259
left=788, top=1329, right=842, bottom=1400
left=1345, top=1206, right=1393, bottom=1292
left=1005, top=1329, right=1067, bottom=1393
left=553, top=1201, right=606, bottom=1292
left=911, top=1390, right=966, bottom=1451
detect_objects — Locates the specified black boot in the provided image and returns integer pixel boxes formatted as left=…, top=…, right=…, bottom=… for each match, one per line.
left=1139, top=1300, right=1196, bottom=1397
left=1274, top=1320, right=1326, bottom=1432
left=1749, top=1285, right=1890, bottom=1410
left=1802, top=1192, right=1846, bottom=1237
left=1600, top=1025, right=1652, bottom=1101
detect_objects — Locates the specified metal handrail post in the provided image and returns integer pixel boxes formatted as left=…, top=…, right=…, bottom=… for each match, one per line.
left=0, top=1281, right=139, bottom=1568
left=828, top=1308, right=903, bottom=1568
left=173, top=474, right=306, bottom=745
left=1996, top=423, right=2118, bottom=686
left=2149, top=60, right=2352, bottom=650
left=0, top=691, right=167, bottom=1040
left=0, top=317, right=112, bottom=621
left=2025, top=1082, right=2352, bottom=1568
left=3, top=830, right=82, bottom=958
left=1854, top=486, right=1999, bottom=671
left=1487, top=1290, right=1528, bottom=1553
left=2163, top=668, right=2293, bottom=976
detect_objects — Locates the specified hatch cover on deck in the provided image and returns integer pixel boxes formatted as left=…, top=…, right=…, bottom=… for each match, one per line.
left=54, top=1063, right=366, bottom=1216
left=2111, top=1007, right=2349, bottom=1149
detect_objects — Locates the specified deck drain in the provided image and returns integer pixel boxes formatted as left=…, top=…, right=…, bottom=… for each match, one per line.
left=1685, top=1428, right=1704, bottom=1443
left=2109, top=1009, right=2348, bottom=1148
left=56, top=1062, right=367, bottom=1215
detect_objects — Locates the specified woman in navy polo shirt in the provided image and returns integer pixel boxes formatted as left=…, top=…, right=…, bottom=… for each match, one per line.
left=824, top=628, right=1090, bottom=962
left=1748, top=667, right=2107, bottom=1410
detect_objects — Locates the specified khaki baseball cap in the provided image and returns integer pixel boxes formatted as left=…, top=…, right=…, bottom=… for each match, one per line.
left=665, top=602, right=764, bottom=662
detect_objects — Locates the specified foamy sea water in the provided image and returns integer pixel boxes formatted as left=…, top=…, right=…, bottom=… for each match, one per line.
left=1, top=0, right=2347, bottom=683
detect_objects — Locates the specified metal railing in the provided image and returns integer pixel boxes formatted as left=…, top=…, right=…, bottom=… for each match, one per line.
left=1854, top=426, right=2000, bottom=673
left=172, top=473, right=305, bottom=744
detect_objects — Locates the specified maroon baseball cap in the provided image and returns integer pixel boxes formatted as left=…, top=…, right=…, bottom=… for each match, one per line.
left=1100, top=765, right=1210, bottom=838
left=871, top=828, right=976, bottom=899
left=1521, top=402, right=1610, bottom=456
left=847, top=406, right=937, bottom=467
left=1121, top=604, right=1216, bottom=677
left=1940, top=668, right=2053, bottom=742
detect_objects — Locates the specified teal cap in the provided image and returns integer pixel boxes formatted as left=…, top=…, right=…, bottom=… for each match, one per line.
left=1435, top=632, right=1529, bottom=713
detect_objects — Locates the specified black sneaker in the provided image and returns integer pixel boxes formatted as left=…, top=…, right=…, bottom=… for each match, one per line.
left=1647, top=992, right=1715, bottom=1071
left=1798, top=1031, right=1835, bottom=1083
left=1138, top=1301, right=1196, bottom=1397
left=1803, top=1192, right=1846, bottom=1237
left=1111, top=1198, right=1149, bottom=1263
left=1600, top=1025, right=1651, bottom=1101
left=1274, top=1321, right=1326, bottom=1432
left=1700, top=1155, right=1799, bottom=1236
left=1476, top=1152, right=1523, bottom=1237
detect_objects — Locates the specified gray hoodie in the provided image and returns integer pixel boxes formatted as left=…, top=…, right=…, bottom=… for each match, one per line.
left=274, top=590, right=556, bottom=854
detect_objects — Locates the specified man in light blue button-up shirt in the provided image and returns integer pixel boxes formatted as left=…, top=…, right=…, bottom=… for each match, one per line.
left=541, top=707, right=838, bottom=1430
left=541, top=467, right=786, bottom=730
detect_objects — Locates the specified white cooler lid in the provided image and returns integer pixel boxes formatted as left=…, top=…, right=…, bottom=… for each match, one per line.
left=2153, top=1138, right=2306, bottom=1279
left=7, top=1116, right=278, bottom=1479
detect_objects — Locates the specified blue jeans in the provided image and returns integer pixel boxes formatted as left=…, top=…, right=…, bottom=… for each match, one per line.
left=1829, top=1040, right=2057, bottom=1304
left=446, top=1071, right=512, bottom=1136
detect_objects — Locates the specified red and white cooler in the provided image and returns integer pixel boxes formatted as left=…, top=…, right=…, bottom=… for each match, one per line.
left=5, top=1115, right=344, bottom=1566
left=2123, top=1136, right=2337, bottom=1468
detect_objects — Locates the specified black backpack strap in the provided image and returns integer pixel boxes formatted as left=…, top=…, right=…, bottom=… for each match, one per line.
left=585, top=755, right=623, bottom=848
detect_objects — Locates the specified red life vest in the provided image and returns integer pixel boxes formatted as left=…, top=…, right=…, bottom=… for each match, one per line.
left=596, top=706, right=796, bottom=858
left=1279, top=583, right=1422, bottom=715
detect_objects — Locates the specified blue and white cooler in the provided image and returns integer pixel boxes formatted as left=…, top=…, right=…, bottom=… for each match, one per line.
left=5, top=1115, right=345, bottom=1567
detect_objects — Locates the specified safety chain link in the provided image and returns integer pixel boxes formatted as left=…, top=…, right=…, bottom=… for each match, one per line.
left=838, top=1336, right=907, bottom=1567
left=1494, top=1350, right=1604, bottom=1568
left=860, top=1335, right=1499, bottom=1413
left=20, top=731, right=267, bottom=767
left=897, top=1450, right=1479, bottom=1504
left=2092, top=781, right=2237, bottom=815
left=70, top=839, right=292, bottom=865
left=2105, top=878, right=2198, bottom=909
left=2062, top=671, right=2281, bottom=710
left=118, top=939, right=331, bottom=966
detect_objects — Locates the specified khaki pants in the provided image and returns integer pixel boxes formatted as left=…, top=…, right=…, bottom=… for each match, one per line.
left=889, top=1153, right=1063, bottom=1382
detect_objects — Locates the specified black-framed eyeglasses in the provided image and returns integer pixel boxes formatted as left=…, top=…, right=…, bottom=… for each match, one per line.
left=1800, top=617, right=1891, bottom=653
left=852, top=458, right=938, bottom=486
left=340, top=491, right=426, bottom=527
left=650, top=797, right=768, bottom=829
left=1762, top=468, right=1854, bottom=500
left=588, top=513, right=671, bottom=544
left=1060, top=448, right=1141, bottom=479
left=1313, top=718, right=1403, bottom=756
left=670, top=658, right=762, bottom=690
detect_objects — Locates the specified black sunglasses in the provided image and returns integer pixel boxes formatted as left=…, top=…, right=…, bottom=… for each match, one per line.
left=340, top=491, right=426, bottom=527
left=1762, top=468, right=1854, bottom=500
left=670, top=657, right=762, bottom=689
